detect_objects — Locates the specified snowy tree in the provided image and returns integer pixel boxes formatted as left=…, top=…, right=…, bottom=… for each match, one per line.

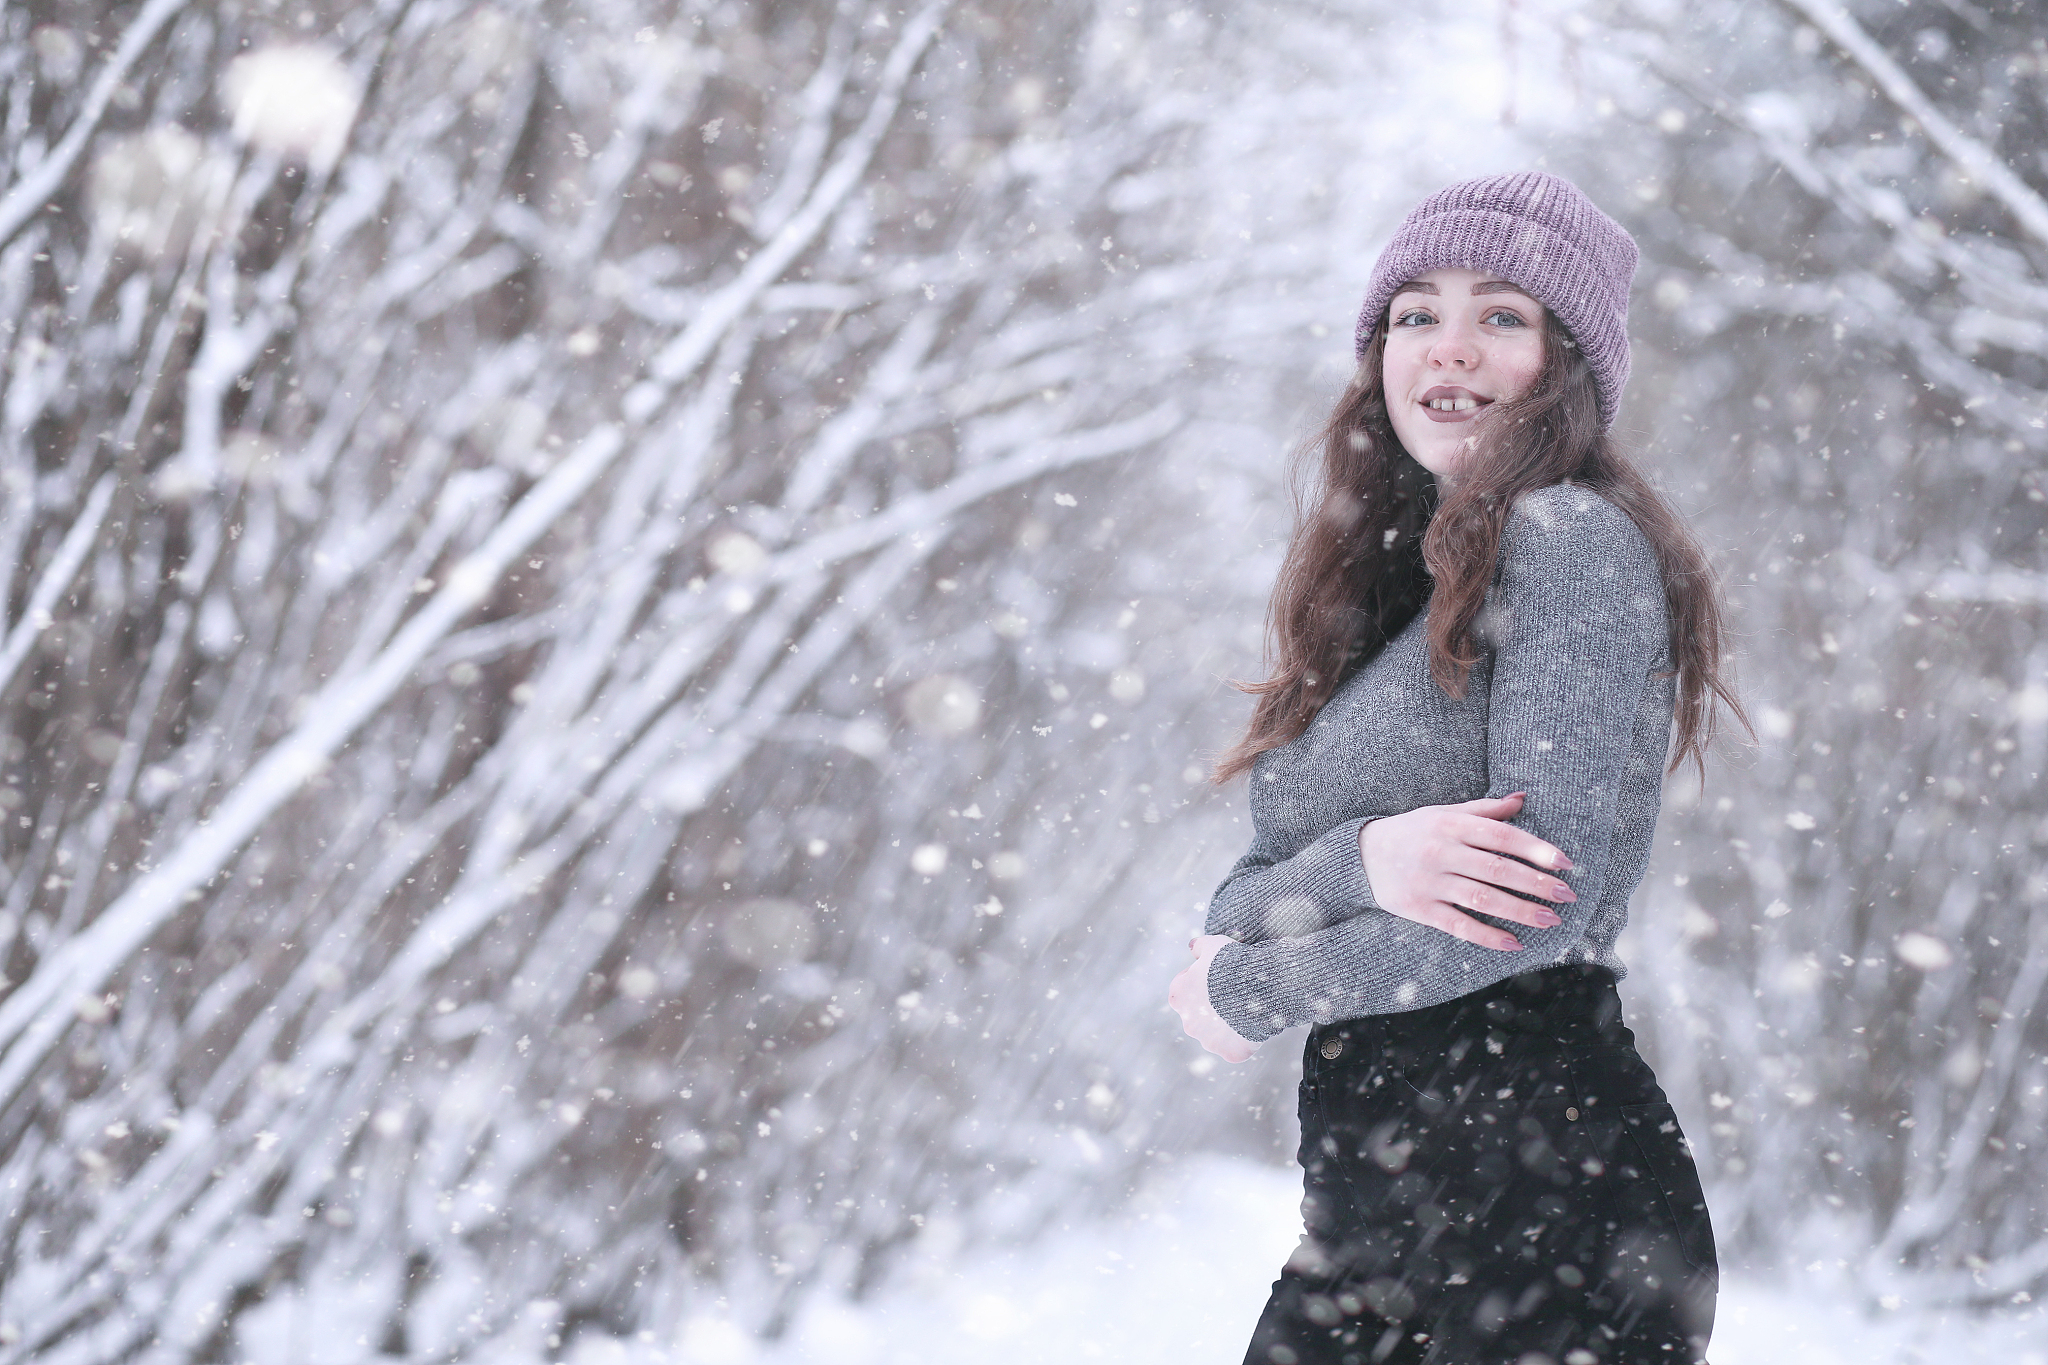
left=1565, top=0, right=2048, bottom=1308
left=0, top=0, right=1458, bottom=1356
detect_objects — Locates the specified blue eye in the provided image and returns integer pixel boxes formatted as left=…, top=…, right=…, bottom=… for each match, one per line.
left=1484, top=309, right=1526, bottom=327
left=1393, top=308, right=1435, bottom=327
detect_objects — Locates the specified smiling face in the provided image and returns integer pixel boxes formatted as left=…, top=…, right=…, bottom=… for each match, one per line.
left=1381, top=266, right=1548, bottom=487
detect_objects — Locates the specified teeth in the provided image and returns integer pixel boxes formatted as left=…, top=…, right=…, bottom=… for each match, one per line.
left=1428, top=398, right=1479, bottom=411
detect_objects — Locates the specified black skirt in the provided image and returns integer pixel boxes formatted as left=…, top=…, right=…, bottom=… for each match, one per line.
left=1244, top=965, right=1716, bottom=1365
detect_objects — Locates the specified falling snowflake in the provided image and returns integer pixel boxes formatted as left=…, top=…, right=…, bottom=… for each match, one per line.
left=1894, top=932, right=1954, bottom=972
left=903, top=674, right=983, bottom=737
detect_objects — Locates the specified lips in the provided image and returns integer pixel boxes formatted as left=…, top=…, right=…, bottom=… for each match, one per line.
left=1419, top=385, right=1492, bottom=424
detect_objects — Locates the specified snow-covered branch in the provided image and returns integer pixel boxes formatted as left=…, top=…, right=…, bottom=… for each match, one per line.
left=0, top=475, right=112, bottom=698
left=1777, top=0, right=2048, bottom=247
left=0, top=0, right=193, bottom=246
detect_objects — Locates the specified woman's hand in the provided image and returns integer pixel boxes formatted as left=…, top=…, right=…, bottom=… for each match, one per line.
left=1358, top=792, right=1575, bottom=952
left=1168, top=935, right=1258, bottom=1063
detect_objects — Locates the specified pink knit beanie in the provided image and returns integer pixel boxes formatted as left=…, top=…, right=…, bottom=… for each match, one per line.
left=1353, top=171, right=1638, bottom=430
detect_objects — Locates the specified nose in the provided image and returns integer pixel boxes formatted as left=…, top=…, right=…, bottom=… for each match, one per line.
left=1426, top=318, right=1481, bottom=369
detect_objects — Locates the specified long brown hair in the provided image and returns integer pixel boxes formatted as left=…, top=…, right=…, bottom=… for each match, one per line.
left=1214, top=317, right=1744, bottom=782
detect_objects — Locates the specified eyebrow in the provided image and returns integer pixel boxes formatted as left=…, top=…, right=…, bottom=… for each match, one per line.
left=1391, top=279, right=1536, bottom=299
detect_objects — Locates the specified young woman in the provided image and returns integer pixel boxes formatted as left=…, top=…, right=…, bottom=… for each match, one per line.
left=1168, top=172, right=1739, bottom=1365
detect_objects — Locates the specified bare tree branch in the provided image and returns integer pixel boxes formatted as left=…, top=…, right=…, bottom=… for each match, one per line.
left=1779, top=0, right=2048, bottom=247
left=0, top=0, right=193, bottom=247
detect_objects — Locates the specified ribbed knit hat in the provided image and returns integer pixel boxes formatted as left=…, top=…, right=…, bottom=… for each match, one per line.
left=1353, top=171, right=1638, bottom=430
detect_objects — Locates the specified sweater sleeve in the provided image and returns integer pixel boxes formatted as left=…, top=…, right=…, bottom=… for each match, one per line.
left=1203, top=816, right=1385, bottom=944
left=1204, top=487, right=1669, bottom=1042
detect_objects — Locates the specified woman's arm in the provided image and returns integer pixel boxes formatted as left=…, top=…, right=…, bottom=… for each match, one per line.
left=1182, top=795, right=1570, bottom=1061
left=1202, top=816, right=1384, bottom=944
left=1204, top=795, right=1570, bottom=947
left=1203, top=488, right=1670, bottom=1043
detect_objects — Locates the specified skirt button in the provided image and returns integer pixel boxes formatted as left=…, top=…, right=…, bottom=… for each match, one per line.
left=1320, top=1037, right=1345, bottom=1060
left=1566, top=1106, right=1580, bottom=1121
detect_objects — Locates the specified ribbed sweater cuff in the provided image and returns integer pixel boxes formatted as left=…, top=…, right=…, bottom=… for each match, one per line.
left=1218, top=816, right=1379, bottom=940
left=1207, top=940, right=1287, bottom=1043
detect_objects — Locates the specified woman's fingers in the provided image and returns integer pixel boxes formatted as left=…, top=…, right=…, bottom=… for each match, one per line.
left=1167, top=939, right=1259, bottom=1063
left=1360, top=800, right=1577, bottom=951
left=1457, top=791, right=1526, bottom=819
left=1441, top=875, right=1564, bottom=929
left=1460, top=808, right=1573, bottom=872
left=1446, top=843, right=1576, bottom=904
left=1177, top=1001, right=1256, bottom=1062
left=1395, top=901, right=1523, bottom=952
left=1183, top=1010, right=1255, bottom=1062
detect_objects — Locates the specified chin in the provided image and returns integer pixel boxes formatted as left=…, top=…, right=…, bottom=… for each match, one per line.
left=1409, top=448, right=1464, bottom=483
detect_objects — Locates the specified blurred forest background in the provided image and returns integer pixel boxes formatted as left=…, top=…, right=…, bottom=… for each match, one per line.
left=0, top=0, right=2043, bottom=1359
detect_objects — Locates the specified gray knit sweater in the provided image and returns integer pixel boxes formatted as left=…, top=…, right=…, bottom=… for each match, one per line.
left=1205, top=483, right=1674, bottom=1043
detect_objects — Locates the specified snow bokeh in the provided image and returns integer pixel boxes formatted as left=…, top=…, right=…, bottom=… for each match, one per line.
left=87, top=126, right=231, bottom=259
left=223, top=45, right=361, bottom=170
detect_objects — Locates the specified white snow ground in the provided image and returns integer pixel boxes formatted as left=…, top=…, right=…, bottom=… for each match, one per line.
left=570, top=1156, right=2048, bottom=1365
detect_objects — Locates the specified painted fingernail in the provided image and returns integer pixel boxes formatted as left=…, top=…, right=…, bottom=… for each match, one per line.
left=1554, top=885, right=1577, bottom=902
left=1537, top=912, right=1563, bottom=927
left=1554, top=854, right=1574, bottom=871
